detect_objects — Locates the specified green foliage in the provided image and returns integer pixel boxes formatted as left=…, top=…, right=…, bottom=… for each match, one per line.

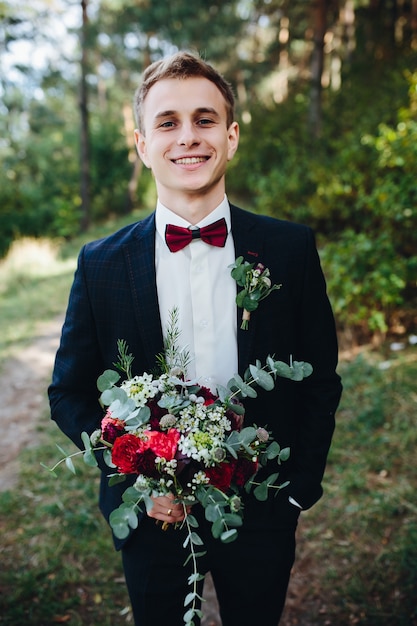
left=229, top=66, right=417, bottom=338
left=317, top=350, right=417, bottom=625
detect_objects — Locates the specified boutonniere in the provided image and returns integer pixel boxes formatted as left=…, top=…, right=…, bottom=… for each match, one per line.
left=229, top=256, right=282, bottom=330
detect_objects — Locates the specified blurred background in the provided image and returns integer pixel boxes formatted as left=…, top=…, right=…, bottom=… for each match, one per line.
left=0, top=1, right=416, bottom=624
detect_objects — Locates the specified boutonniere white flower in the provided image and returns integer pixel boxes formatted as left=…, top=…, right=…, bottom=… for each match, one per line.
left=230, top=256, right=282, bottom=330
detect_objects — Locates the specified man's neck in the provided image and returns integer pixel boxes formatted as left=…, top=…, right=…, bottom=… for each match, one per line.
left=156, top=188, right=226, bottom=225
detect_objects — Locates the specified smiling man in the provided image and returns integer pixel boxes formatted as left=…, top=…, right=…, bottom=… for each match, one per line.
left=49, top=51, right=342, bottom=626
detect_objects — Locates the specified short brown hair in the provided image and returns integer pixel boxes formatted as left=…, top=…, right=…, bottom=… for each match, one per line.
left=134, top=51, right=235, bottom=133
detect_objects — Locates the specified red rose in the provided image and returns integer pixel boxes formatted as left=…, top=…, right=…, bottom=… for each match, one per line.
left=101, top=413, right=126, bottom=444
left=144, top=428, right=180, bottom=461
left=111, top=433, right=146, bottom=474
left=233, top=457, right=258, bottom=488
left=205, top=460, right=236, bottom=493
left=135, top=448, right=160, bottom=478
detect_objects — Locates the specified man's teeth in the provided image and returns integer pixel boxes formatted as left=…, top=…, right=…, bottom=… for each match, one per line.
left=174, top=157, right=206, bottom=164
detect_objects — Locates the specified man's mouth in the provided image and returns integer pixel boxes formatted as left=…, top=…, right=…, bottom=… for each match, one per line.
left=172, top=157, right=208, bottom=165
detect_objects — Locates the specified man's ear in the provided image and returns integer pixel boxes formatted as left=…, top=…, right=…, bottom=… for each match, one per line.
left=134, top=129, right=151, bottom=168
left=227, top=121, right=239, bottom=162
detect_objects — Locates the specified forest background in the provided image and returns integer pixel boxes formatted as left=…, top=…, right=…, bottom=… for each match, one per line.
left=1, top=0, right=417, bottom=345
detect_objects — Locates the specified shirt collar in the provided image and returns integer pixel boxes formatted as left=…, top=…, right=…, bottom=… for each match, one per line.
left=155, top=196, right=231, bottom=243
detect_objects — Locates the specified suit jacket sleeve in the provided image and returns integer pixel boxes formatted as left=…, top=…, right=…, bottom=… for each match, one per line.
left=48, top=244, right=105, bottom=450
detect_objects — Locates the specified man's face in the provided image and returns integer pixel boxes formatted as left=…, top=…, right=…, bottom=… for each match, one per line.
left=135, top=77, right=239, bottom=211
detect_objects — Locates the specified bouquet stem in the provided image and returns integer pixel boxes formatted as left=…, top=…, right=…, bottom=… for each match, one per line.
left=240, top=309, right=251, bottom=330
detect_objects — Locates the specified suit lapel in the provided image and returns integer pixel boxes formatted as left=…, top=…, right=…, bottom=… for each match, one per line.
left=230, top=204, right=265, bottom=375
left=122, top=213, right=164, bottom=370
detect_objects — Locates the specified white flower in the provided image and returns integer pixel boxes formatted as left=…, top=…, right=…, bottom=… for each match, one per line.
left=121, top=373, right=157, bottom=407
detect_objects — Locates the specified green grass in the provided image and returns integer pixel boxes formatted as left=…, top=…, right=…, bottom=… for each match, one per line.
left=0, top=427, right=132, bottom=625
left=0, top=209, right=150, bottom=363
left=298, top=350, right=417, bottom=626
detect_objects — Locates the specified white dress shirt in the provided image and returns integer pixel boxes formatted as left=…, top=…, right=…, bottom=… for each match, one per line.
left=155, top=196, right=238, bottom=391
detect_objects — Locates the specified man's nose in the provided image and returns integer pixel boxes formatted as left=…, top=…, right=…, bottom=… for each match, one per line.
left=177, top=122, right=200, bottom=146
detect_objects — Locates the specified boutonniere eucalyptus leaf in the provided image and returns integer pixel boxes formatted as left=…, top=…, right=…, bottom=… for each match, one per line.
left=230, top=256, right=282, bottom=330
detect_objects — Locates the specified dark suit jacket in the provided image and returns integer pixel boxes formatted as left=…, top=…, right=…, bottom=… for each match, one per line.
left=49, top=204, right=342, bottom=546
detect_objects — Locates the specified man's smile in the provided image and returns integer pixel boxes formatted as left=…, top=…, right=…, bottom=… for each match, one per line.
left=172, top=156, right=209, bottom=165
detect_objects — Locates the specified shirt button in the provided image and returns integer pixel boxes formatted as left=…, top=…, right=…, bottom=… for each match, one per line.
left=200, top=319, right=208, bottom=328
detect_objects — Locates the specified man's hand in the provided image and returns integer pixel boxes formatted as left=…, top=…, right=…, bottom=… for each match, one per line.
left=147, top=493, right=189, bottom=525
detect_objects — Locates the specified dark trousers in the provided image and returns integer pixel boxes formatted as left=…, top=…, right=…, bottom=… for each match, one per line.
left=121, top=493, right=300, bottom=626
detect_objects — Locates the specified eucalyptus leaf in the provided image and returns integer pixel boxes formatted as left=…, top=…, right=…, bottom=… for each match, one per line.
left=265, top=472, right=280, bottom=485
left=110, top=503, right=139, bottom=531
left=291, top=360, right=313, bottom=380
left=211, top=517, right=225, bottom=539
left=272, top=361, right=293, bottom=379
left=222, top=513, right=243, bottom=527
left=190, top=532, right=204, bottom=546
left=238, top=426, right=257, bottom=445
left=231, top=403, right=247, bottom=418
left=186, top=514, right=199, bottom=528
left=184, top=592, right=196, bottom=607
left=216, top=384, right=230, bottom=402
left=124, top=406, right=151, bottom=429
left=65, top=456, right=76, bottom=474
left=108, top=473, right=127, bottom=486
left=56, top=443, right=68, bottom=457
left=253, top=481, right=269, bottom=501
left=183, top=551, right=206, bottom=566
left=40, top=462, right=58, bottom=477
left=279, top=447, right=291, bottom=463
left=220, top=529, right=238, bottom=543
left=103, top=448, right=115, bottom=467
left=110, top=521, right=130, bottom=540
left=100, top=386, right=124, bottom=407
left=232, top=374, right=257, bottom=399
left=81, top=431, right=92, bottom=450
left=183, top=608, right=196, bottom=624
left=249, top=364, right=275, bottom=391
left=97, top=369, right=120, bottom=392
left=122, top=486, right=141, bottom=502
left=188, top=573, right=205, bottom=584
left=265, top=441, right=281, bottom=460
left=205, top=503, right=221, bottom=523
left=83, top=448, right=97, bottom=467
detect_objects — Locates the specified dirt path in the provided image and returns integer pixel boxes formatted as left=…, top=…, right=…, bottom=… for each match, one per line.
left=0, top=316, right=317, bottom=626
left=0, top=315, right=64, bottom=492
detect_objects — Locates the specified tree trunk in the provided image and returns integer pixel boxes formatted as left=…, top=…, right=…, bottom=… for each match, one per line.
left=79, top=0, right=90, bottom=231
left=308, top=0, right=329, bottom=138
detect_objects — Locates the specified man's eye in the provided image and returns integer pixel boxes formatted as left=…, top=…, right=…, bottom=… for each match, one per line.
left=160, top=121, right=175, bottom=128
left=198, top=118, right=214, bottom=125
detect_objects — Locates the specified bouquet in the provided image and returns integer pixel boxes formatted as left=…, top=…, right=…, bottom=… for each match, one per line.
left=46, top=310, right=313, bottom=625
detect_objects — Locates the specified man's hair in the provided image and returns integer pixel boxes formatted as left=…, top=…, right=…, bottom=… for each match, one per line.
left=134, top=51, right=235, bottom=133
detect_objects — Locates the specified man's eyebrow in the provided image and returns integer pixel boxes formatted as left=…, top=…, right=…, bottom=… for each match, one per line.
left=154, top=109, right=177, bottom=121
left=153, top=107, right=221, bottom=121
left=194, top=107, right=221, bottom=117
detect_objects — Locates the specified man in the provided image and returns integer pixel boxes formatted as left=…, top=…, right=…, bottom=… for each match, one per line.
left=49, top=51, right=342, bottom=626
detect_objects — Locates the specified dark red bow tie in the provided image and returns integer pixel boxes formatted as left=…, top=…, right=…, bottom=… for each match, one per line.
left=165, top=218, right=228, bottom=253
